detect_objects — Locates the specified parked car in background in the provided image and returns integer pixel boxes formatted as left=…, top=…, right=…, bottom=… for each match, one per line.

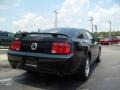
left=99, top=37, right=119, bottom=45
left=0, top=31, right=14, bottom=45
left=8, top=28, right=101, bottom=81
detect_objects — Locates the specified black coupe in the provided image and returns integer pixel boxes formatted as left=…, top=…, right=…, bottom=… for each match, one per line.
left=8, top=28, right=101, bottom=81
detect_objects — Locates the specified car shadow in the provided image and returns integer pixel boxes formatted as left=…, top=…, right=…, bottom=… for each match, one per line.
left=13, top=62, right=100, bottom=90
left=90, top=62, right=100, bottom=77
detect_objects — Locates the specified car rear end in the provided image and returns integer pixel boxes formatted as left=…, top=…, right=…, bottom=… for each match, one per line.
left=8, top=33, right=80, bottom=76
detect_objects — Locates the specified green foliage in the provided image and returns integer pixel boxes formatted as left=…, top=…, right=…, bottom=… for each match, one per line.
left=94, top=31, right=120, bottom=38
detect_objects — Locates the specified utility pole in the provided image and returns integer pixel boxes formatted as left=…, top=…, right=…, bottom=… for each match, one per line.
left=89, top=17, right=94, bottom=35
left=38, top=29, right=41, bottom=32
left=94, top=25, right=97, bottom=32
left=94, top=25, right=97, bottom=37
left=109, top=21, right=112, bottom=38
left=54, top=10, right=59, bottom=29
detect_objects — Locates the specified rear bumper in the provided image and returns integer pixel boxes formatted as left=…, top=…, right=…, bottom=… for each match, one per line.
left=8, top=50, right=81, bottom=76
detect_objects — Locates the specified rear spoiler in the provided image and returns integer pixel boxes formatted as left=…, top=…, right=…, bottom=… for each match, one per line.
left=14, top=32, right=70, bottom=38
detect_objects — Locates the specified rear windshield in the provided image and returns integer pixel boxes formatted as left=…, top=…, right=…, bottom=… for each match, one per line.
left=25, top=34, right=68, bottom=39
left=42, top=28, right=80, bottom=37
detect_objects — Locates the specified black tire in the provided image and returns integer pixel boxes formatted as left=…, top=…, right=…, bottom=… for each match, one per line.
left=96, top=49, right=101, bottom=63
left=26, top=70, right=35, bottom=74
left=11, top=65, right=16, bottom=69
left=75, top=56, right=91, bottom=81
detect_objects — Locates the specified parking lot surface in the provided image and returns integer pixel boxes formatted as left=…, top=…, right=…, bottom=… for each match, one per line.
left=0, top=45, right=120, bottom=90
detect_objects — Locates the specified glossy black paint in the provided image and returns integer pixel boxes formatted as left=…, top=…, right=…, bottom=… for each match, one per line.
left=8, top=28, right=101, bottom=76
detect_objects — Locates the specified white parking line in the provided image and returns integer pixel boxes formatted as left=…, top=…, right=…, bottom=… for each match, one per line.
left=111, top=65, right=120, bottom=69
left=0, top=78, right=12, bottom=82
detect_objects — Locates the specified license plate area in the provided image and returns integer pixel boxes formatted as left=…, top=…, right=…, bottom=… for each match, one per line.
left=25, top=57, right=37, bottom=67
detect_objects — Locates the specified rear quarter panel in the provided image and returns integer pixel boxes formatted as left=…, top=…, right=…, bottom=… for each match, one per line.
left=72, top=38, right=88, bottom=69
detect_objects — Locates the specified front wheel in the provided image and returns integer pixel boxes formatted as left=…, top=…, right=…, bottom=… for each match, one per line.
left=76, top=56, right=90, bottom=81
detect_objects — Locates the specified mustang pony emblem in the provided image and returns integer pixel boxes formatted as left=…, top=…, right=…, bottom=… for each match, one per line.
left=31, top=43, right=38, bottom=50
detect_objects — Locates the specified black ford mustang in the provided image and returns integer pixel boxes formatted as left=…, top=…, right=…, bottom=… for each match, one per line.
left=8, top=28, right=101, bottom=81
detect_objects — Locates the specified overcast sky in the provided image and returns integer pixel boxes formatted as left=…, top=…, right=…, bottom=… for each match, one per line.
left=0, top=0, right=120, bottom=33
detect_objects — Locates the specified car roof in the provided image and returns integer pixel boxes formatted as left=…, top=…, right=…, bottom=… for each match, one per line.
left=46, top=27, right=86, bottom=31
left=43, top=27, right=88, bottom=37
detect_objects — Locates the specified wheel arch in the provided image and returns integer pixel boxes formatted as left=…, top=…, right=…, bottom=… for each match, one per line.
left=87, top=51, right=91, bottom=61
left=85, top=46, right=91, bottom=61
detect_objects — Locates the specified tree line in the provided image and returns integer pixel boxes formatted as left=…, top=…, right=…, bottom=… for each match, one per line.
left=94, top=31, right=120, bottom=38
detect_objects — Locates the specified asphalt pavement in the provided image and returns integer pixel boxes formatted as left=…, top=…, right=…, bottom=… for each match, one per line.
left=0, top=45, right=120, bottom=90
left=0, top=49, right=8, bottom=61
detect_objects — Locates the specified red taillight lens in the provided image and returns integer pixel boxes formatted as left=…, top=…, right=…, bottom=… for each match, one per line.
left=51, top=42, right=71, bottom=54
left=10, top=40, right=21, bottom=51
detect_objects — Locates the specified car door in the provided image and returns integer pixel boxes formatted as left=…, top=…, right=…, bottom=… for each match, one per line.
left=82, top=31, right=95, bottom=63
left=76, top=31, right=94, bottom=62
left=85, top=31, right=99, bottom=62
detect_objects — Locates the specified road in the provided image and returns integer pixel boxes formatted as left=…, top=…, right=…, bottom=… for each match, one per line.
left=0, top=45, right=120, bottom=90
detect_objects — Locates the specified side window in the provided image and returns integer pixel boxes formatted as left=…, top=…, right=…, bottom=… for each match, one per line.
left=84, top=31, right=93, bottom=40
left=77, top=32, right=85, bottom=39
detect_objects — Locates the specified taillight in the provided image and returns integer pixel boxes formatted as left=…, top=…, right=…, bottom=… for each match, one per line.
left=10, top=40, right=21, bottom=51
left=51, top=42, right=71, bottom=54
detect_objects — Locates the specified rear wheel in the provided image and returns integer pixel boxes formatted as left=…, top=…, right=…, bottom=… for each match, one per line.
left=26, top=70, right=37, bottom=74
left=76, top=56, right=90, bottom=81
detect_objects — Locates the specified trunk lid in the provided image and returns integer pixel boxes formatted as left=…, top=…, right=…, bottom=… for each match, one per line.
left=19, top=33, right=71, bottom=54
